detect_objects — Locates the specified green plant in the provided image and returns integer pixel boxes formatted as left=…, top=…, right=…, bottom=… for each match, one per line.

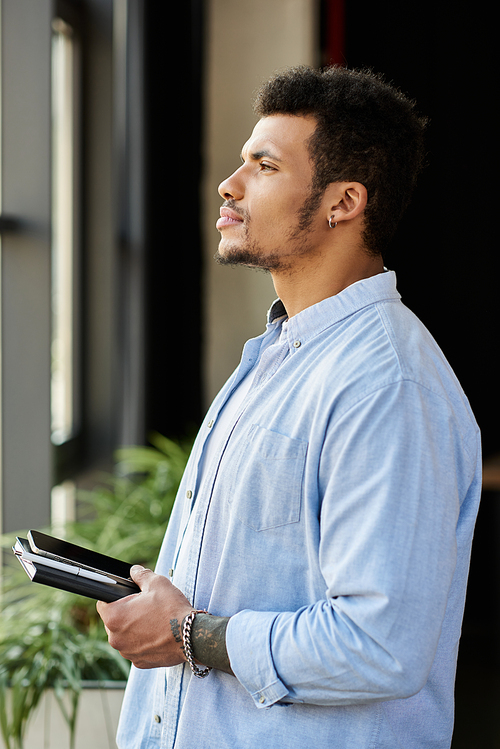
left=0, top=620, right=128, bottom=749
left=0, top=433, right=191, bottom=749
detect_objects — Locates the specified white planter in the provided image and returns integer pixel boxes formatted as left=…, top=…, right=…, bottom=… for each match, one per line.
left=1, top=682, right=126, bottom=749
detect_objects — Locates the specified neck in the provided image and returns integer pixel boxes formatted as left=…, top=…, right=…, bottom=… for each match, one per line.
left=271, top=245, right=385, bottom=319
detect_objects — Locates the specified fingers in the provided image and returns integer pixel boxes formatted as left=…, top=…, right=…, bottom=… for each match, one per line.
left=96, top=568, right=148, bottom=619
left=96, top=567, right=155, bottom=625
left=129, top=564, right=153, bottom=589
left=96, top=570, right=194, bottom=668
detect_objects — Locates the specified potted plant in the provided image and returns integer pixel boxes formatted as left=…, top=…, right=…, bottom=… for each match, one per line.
left=0, top=433, right=191, bottom=749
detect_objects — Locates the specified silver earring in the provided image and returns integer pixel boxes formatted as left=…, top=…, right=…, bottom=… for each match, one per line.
left=328, top=216, right=337, bottom=229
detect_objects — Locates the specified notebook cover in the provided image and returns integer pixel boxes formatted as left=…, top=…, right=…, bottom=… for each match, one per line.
left=14, top=538, right=140, bottom=602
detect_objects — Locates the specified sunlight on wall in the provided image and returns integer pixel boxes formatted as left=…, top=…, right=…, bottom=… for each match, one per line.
left=203, top=0, right=319, bottom=406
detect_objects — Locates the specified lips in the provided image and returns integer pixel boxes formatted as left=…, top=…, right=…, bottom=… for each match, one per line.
left=216, top=206, right=244, bottom=230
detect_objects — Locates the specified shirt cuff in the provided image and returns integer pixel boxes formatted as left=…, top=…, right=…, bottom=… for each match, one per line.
left=226, top=609, right=290, bottom=708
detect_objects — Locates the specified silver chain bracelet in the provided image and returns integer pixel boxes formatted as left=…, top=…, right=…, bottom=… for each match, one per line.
left=182, top=610, right=212, bottom=679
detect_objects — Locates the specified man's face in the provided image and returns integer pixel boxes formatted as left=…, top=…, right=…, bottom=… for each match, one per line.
left=215, top=115, right=325, bottom=273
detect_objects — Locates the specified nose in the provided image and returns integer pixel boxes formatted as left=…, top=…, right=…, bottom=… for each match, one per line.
left=218, top=166, right=244, bottom=201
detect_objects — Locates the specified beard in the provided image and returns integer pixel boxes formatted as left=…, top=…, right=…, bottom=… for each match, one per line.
left=215, top=188, right=324, bottom=273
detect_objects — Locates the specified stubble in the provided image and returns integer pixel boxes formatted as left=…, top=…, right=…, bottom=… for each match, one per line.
left=214, top=189, right=324, bottom=274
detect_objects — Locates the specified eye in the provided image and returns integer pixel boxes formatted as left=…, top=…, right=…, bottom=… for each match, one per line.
left=259, top=162, right=276, bottom=172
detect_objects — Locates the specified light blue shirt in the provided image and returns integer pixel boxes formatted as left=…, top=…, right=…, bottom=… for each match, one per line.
left=117, top=271, right=481, bottom=749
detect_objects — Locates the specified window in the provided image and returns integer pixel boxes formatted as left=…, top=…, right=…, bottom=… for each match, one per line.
left=51, top=16, right=81, bottom=448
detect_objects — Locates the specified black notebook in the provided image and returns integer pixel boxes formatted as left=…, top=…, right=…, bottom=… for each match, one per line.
left=13, top=532, right=140, bottom=603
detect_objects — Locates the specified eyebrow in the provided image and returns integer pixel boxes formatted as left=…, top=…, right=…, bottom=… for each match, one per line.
left=240, top=148, right=283, bottom=163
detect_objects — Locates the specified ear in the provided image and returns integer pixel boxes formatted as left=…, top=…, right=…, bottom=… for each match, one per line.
left=325, top=182, right=367, bottom=225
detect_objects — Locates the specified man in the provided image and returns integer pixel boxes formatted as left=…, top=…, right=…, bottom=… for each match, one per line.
left=98, top=66, right=481, bottom=748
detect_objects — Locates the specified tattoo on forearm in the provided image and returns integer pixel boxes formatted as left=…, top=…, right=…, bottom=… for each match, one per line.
left=170, top=618, right=183, bottom=645
left=190, top=614, right=234, bottom=676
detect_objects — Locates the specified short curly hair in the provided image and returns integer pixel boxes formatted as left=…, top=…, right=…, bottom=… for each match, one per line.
left=253, top=65, right=428, bottom=257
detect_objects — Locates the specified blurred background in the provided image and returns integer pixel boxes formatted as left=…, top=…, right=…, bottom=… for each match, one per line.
left=0, top=1, right=497, bottom=746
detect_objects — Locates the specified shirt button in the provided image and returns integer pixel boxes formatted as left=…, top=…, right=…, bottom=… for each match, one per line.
left=258, top=695, right=265, bottom=704
left=293, top=340, right=301, bottom=348
left=207, top=419, right=214, bottom=428
left=186, top=490, right=193, bottom=499
left=154, top=714, right=161, bottom=723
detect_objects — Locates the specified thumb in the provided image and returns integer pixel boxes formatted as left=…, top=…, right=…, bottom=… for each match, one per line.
left=129, top=564, right=153, bottom=589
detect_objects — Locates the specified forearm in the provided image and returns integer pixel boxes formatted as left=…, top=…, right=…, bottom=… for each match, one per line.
left=188, top=613, right=234, bottom=676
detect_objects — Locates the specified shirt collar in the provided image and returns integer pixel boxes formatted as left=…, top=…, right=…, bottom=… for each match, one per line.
left=267, top=270, right=401, bottom=344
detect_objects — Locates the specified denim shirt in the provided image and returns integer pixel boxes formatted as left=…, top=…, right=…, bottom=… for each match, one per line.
left=116, top=271, right=481, bottom=749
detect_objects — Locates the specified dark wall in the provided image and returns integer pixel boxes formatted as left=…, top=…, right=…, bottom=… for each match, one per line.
left=330, top=3, right=498, bottom=458
left=143, top=0, right=205, bottom=440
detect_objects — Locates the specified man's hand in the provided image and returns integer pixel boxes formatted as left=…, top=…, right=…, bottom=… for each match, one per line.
left=96, top=566, right=193, bottom=670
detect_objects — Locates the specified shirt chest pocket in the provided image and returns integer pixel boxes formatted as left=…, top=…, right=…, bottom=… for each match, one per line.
left=227, top=424, right=307, bottom=531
